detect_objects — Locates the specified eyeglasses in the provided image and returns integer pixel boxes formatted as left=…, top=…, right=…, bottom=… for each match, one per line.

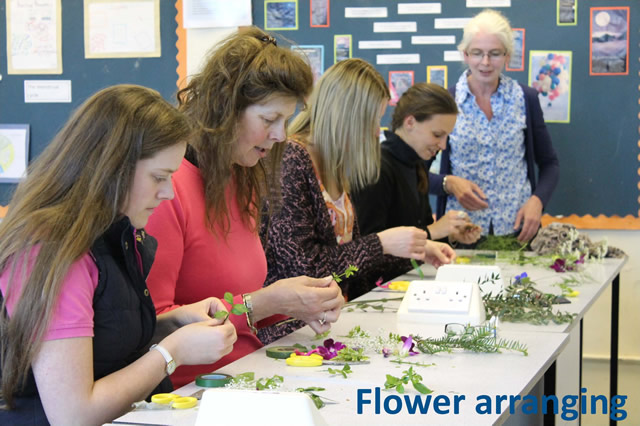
left=444, top=321, right=497, bottom=338
left=467, top=49, right=506, bottom=62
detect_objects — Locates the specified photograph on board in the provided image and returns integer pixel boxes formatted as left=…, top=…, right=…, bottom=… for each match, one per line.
left=529, top=50, right=572, bottom=123
left=389, top=71, right=414, bottom=105
left=292, top=45, right=324, bottom=81
left=506, top=28, right=525, bottom=71
left=590, top=7, right=629, bottom=76
left=265, top=1, right=298, bottom=31
left=557, top=0, right=577, bottom=25
left=426, top=66, right=447, bottom=88
left=310, top=0, right=329, bottom=27
left=334, top=35, right=352, bottom=63
left=0, top=125, right=30, bottom=183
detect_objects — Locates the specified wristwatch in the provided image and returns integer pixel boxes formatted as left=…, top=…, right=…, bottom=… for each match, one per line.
left=150, top=344, right=176, bottom=375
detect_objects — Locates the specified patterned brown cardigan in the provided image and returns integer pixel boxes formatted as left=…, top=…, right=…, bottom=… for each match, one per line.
left=258, top=140, right=411, bottom=344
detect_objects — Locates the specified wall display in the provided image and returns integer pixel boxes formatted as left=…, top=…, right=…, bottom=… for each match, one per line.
left=182, top=0, right=252, bottom=28
left=345, top=7, right=387, bottom=19
left=291, top=45, right=324, bottom=81
left=310, top=0, right=329, bottom=27
left=557, top=0, right=577, bottom=26
left=373, top=22, right=417, bottom=33
left=398, top=3, right=441, bottom=15
left=359, top=40, right=402, bottom=49
left=427, top=65, right=447, bottom=88
left=334, top=34, right=352, bottom=63
left=529, top=50, right=572, bottom=124
left=589, top=7, right=629, bottom=76
left=377, top=53, right=420, bottom=65
left=467, top=0, right=510, bottom=7
left=6, top=0, right=62, bottom=74
left=0, top=125, right=29, bottom=183
left=24, top=80, right=71, bottom=103
left=388, top=70, right=414, bottom=105
left=84, top=0, right=161, bottom=58
left=265, top=0, right=298, bottom=30
left=412, top=35, right=455, bottom=45
left=505, top=28, right=525, bottom=71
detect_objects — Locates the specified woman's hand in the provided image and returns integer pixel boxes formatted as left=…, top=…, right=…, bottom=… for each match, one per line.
left=450, top=222, right=483, bottom=245
left=169, top=297, right=229, bottom=326
left=422, top=240, right=456, bottom=268
left=254, top=276, right=344, bottom=334
left=377, top=226, right=428, bottom=260
left=429, top=210, right=472, bottom=240
left=514, top=195, right=543, bottom=242
left=446, top=175, right=489, bottom=211
left=162, top=319, right=237, bottom=367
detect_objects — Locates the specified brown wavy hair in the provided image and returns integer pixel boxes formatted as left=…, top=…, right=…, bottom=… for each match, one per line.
left=0, top=85, right=194, bottom=408
left=177, top=27, right=313, bottom=233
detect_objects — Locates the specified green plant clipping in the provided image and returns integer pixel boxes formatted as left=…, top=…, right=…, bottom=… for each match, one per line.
left=332, top=264, right=359, bottom=283
left=384, top=367, right=432, bottom=394
left=327, top=364, right=352, bottom=378
left=214, top=291, right=248, bottom=320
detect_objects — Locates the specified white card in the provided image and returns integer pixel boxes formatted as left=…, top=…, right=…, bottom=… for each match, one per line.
left=377, top=53, right=421, bottom=64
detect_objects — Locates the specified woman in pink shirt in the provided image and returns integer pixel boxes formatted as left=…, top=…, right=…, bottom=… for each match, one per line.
left=145, top=27, right=344, bottom=388
left=0, top=85, right=236, bottom=425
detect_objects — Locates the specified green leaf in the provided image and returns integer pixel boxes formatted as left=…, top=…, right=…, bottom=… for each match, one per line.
left=224, top=292, right=234, bottom=305
left=214, top=311, right=229, bottom=320
left=234, top=372, right=255, bottom=381
left=396, top=383, right=405, bottom=393
left=231, top=304, right=248, bottom=315
left=413, top=382, right=433, bottom=394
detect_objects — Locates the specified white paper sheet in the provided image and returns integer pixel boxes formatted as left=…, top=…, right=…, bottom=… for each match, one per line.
left=376, top=53, right=420, bottom=64
left=434, top=18, right=472, bottom=29
left=359, top=40, right=402, bottom=49
left=7, top=0, right=62, bottom=74
left=85, top=0, right=161, bottom=58
left=24, top=80, right=71, bottom=103
left=444, top=50, right=463, bottom=62
left=467, top=0, right=511, bottom=7
left=412, top=35, right=455, bottom=45
left=373, top=22, right=417, bottom=33
left=398, top=3, right=441, bottom=14
left=183, top=0, right=252, bottom=28
left=345, top=7, right=387, bottom=18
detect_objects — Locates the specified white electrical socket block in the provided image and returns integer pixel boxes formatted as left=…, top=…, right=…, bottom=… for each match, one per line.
left=397, top=280, right=486, bottom=326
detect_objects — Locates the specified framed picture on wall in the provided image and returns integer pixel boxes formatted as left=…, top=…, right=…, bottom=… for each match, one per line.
left=0, top=124, right=30, bottom=183
left=334, top=35, right=352, bottom=63
left=557, top=0, right=577, bottom=26
left=310, top=0, right=330, bottom=28
left=590, top=7, right=629, bottom=76
left=426, top=65, right=447, bottom=88
left=506, top=28, right=525, bottom=71
left=292, top=45, right=324, bottom=82
left=265, top=1, right=298, bottom=31
left=529, top=50, right=572, bottom=123
left=389, top=71, right=414, bottom=105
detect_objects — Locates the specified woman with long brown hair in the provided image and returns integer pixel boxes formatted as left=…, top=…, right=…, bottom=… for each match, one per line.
left=0, top=85, right=237, bottom=424
left=145, top=27, right=344, bottom=388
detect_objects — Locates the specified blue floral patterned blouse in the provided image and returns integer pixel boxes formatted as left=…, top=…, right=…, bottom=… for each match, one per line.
left=446, top=71, right=530, bottom=236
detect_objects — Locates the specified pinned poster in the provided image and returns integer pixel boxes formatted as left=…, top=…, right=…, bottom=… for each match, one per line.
left=310, top=0, right=329, bottom=28
left=334, top=35, right=352, bottom=63
left=506, top=28, right=525, bottom=71
left=590, top=7, right=629, bottom=76
left=0, top=125, right=30, bottom=183
left=529, top=50, right=572, bottom=123
left=265, top=1, right=298, bottom=31
left=84, top=0, right=161, bottom=58
left=389, top=71, right=414, bottom=106
left=427, top=66, right=448, bottom=88
left=7, top=0, right=62, bottom=74
left=183, top=0, right=252, bottom=29
left=291, top=45, right=324, bottom=81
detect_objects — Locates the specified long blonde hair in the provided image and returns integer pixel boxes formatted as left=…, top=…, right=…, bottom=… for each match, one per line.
left=177, top=27, right=313, bottom=233
left=288, top=58, right=390, bottom=193
left=0, top=85, right=193, bottom=408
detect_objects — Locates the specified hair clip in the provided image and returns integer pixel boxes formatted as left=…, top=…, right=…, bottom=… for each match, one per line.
left=259, top=35, right=277, bottom=47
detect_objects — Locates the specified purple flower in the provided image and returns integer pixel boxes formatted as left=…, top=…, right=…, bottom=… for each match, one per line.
left=382, top=347, right=392, bottom=358
left=550, top=258, right=567, bottom=273
left=316, top=339, right=346, bottom=360
left=574, top=254, right=585, bottom=265
left=514, top=272, right=528, bottom=282
left=400, top=336, right=419, bottom=357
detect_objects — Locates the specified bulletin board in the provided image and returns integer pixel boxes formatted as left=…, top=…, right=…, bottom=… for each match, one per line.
left=0, top=0, right=180, bottom=206
left=252, top=0, right=640, bottom=229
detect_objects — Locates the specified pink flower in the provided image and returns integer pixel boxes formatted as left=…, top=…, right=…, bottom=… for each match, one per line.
left=316, top=339, right=346, bottom=360
left=382, top=347, right=392, bottom=358
left=400, top=336, right=419, bottom=357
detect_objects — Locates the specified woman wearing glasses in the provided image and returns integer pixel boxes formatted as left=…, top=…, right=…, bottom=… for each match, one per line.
left=429, top=9, right=559, bottom=244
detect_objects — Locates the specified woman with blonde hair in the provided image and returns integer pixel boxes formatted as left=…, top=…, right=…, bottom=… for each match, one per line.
left=145, top=27, right=344, bottom=388
left=353, top=82, right=482, bottom=245
left=430, top=9, right=559, bottom=243
left=0, top=85, right=237, bottom=424
left=260, top=59, right=455, bottom=343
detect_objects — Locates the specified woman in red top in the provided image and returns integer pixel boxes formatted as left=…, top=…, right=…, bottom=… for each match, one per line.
left=145, top=28, right=344, bottom=388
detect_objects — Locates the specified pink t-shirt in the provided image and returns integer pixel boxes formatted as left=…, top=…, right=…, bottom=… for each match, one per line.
left=0, top=249, right=99, bottom=341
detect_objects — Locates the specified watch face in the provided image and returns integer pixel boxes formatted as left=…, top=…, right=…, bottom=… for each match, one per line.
left=167, top=360, right=177, bottom=375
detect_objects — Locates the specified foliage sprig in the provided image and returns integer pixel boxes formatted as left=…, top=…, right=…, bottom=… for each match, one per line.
left=332, top=265, right=359, bottom=283
left=214, top=292, right=248, bottom=321
left=384, top=367, right=432, bottom=394
left=327, top=364, right=352, bottom=378
left=414, top=325, right=528, bottom=356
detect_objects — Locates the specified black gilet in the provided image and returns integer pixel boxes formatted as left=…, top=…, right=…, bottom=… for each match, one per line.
left=0, top=217, right=172, bottom=425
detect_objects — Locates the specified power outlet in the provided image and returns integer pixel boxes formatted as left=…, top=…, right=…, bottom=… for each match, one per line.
left=405, top=282, right=472, bottom=314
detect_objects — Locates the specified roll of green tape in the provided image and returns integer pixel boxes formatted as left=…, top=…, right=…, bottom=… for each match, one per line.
left=266, top=346, right=298, bottom=359
left=195, top=373, right=233, bottom=388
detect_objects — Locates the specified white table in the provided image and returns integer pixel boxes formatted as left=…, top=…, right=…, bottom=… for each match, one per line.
left=114, top=292, right=568, bottom=426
